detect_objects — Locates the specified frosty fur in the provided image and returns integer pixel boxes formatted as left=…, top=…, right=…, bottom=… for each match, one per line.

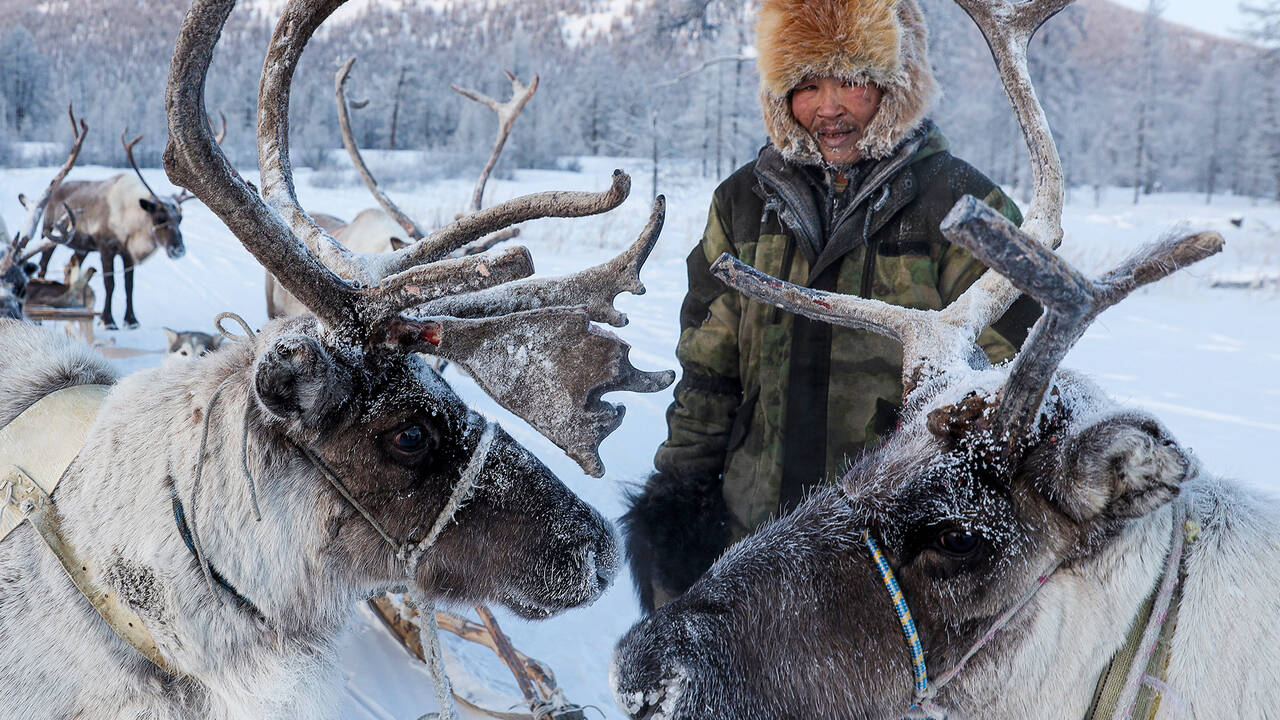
left=756, top=0, right=939, bottom=163
left=0, top=318, right=618, bottom=719
left=612, top=367, right=1280, bottom=719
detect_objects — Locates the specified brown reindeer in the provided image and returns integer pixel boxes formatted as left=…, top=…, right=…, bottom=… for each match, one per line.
left=610, top=1, right=1275, bottom=719
left=38, top=131, right=191, bottom=329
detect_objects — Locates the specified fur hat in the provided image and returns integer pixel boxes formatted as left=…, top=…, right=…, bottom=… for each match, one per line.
left=755, top=0, right=939, bottom=164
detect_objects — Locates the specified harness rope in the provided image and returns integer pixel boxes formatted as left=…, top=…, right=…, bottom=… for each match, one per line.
left=865, top=498, right=1195, bottom=719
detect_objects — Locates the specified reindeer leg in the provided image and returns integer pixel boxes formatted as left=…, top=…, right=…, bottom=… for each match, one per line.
left=38, top=245, right=55, bottom=279
left=122, top=254, right=139, bottom=329
left=100, top=250, right=118, bottom=330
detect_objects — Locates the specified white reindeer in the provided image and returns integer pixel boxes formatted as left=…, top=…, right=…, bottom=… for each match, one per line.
left=0, top=1, right=673, bottom=718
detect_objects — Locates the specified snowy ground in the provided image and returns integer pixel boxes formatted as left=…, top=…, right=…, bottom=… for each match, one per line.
left=3, top=157, right=1278, bottom=718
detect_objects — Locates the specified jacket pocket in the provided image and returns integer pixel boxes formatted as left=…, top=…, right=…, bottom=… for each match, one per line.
left=727, top=386, right=760, bottom=452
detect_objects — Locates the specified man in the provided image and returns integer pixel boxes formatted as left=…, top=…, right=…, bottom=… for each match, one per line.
left=623, top=0, right=1040, bottom=611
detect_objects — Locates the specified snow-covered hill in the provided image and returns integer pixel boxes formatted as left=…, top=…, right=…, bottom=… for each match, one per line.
left=4, top=157, right=1277, bottom=718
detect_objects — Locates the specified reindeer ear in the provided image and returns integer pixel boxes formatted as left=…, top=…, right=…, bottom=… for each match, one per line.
left=139, top=198, right=158, bottom=213
left=252, top=333, right=352, bottom=429
left=389, top=236, right=410, bottom=251
left=1049, top=413, right=1190, bottom=522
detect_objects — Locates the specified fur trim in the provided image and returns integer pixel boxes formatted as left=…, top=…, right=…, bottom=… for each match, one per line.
left=621, top=472, right=731, bottom=612
left=756, top=0, right=939, bottom=164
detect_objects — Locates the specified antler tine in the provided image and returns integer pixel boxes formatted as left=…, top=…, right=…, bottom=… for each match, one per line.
left=214, top=110, right=228, bottom=145
left=383, top=197, right=675, bottom=476
left=385, top=170, right=631, bottom=275
left=48, top=202, right=78, bottom=246
left=164, top=0, right=363, bottom=332
left=946, top=198, right=1224, bottom=445
left=918, top=0, right=1074, bottom=361
left=257, top=0, right=371, bottom=287
left=121, top=129, right=162, bottom=201
left=451, top=70, right=540, bottom=213
left=419, top=195, right=666, bottom=327
left=953, top=0, right=1069, bottom=245
left=19, top=110, right=88, bottom=252
left=336, top=56, right=428, bottom=242
left=18, top=242, right=56, bottom=266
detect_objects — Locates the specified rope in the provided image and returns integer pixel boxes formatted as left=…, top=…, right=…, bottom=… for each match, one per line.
left=187, top=375, right=239, bottom=607
left=403, top=420, right=497, bottom=720
left=404, top=422, right=496, bottom=568
left=863, top=527, right=1057, bottom=713
left=297, top=443, right=404, bottom=553
left=214, top=311, right=255, bottom=345
left=1111, top=501, right=1189, bottom=719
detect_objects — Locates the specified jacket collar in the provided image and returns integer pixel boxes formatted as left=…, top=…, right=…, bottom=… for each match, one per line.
left=754, top=121, right=946, bottom=281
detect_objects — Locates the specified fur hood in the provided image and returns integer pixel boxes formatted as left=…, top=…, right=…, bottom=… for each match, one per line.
left=756, top=0, right=939, bottom=165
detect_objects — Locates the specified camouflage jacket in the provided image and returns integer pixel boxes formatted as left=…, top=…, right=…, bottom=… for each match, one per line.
left=653, top=123, right=1034, bottom=542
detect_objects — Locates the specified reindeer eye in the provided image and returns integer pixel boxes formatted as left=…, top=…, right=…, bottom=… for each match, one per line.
left=933, top=529, right=982, bottom=557
left=385, top=422, right=438, bottom=463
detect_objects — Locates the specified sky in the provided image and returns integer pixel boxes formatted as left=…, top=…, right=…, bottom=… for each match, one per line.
left=1109, top=0, right=1254, bottom=39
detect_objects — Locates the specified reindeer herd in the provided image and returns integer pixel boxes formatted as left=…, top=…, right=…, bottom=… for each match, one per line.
left=0, top=0, right=1274, bottom=718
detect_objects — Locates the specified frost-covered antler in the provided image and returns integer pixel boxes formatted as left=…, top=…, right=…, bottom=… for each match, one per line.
left=2, top=106, right=88, bottom=275
left=711, top=0, right=1221, bottom=457
left=164, top=0, right=673, bottom=476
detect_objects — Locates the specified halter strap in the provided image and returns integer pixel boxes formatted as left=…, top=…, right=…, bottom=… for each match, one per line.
left=866, top=498, right=1195, bottom=717
left=863, top=530, right=1058, bottom=713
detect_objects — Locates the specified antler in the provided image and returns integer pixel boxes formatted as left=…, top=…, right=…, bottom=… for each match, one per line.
left=942, top=200, right=1223, bottom=450
left=164, top=0, right=673, bottom=476
left=335, top=56, right=428, bottom=242
left=3, top=105, right=88, bottom=274
left=452, top=70, right=540, bottom=213
left=121, top=130, right=163, bottom=201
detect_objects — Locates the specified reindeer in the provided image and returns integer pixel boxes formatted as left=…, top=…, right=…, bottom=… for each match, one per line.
left=0, top=1, right=674, bottom=718
left=266, top=59, right=536, bottom=319
left=611, top=1, right=1278, bottom=719
left=38, top=130, right=191, bottom=330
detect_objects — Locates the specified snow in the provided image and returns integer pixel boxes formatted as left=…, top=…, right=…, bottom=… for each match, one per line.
left=3, top=156, right=1277, bottom=718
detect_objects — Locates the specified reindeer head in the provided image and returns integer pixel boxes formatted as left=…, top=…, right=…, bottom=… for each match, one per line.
left=612, top=0, right=1223, bottom=717
left=163, top=0, right=673, bottom=618
left=123, top=130, right=187, bottom=259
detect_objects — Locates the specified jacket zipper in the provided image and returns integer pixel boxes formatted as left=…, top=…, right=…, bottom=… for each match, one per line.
left=858, top=185, right=893, bottom=298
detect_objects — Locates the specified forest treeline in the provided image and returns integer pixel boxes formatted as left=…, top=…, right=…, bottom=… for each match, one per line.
left=0, top=0, right=1276, bottom=202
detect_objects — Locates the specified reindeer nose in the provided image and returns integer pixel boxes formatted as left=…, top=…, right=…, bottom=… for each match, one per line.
left=168, top=245, right=186, bottom=259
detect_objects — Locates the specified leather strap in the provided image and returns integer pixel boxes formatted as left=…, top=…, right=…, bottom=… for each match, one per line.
left=0, top=384, right=180, bottom=676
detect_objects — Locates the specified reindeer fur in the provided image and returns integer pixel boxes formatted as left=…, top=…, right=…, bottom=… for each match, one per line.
left=0, top=318, right=618, bottom=719
left=612, top=368, right=1280, bottom=719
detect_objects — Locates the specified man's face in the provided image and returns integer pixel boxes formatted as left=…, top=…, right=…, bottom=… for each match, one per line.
left=789, top=77, right=884, bottom=165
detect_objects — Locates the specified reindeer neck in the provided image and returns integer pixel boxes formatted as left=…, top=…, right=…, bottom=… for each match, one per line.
left=52, top=356, right=362, bottom=686
left=945, top=502, right=1178, bottom=720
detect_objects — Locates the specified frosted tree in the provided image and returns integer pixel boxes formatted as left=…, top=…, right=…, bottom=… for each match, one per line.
left=1242, top=0, right=1280, bottom=200
left=0, top=26, right=52, bottom=138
